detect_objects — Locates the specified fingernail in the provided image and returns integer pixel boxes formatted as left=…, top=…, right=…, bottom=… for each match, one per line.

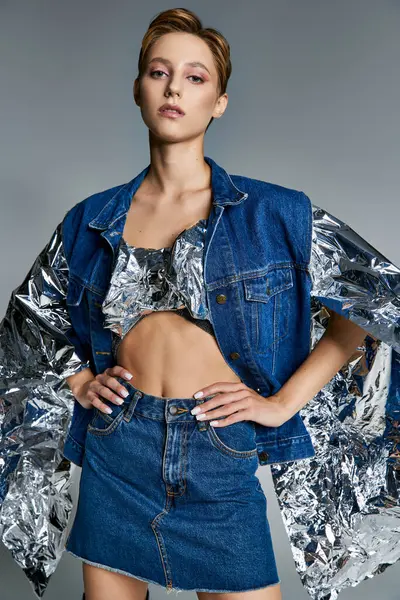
left=120, top=389, right=129, bottom=398
left=191, top=407, right=201, bottom=415
left=124, top=372, right=133, bottom=380
left=104, top=407, right=113, bottom=414
left=193, top=391, right=203, bottom=399
left=196, top=413, right=206, bottom=420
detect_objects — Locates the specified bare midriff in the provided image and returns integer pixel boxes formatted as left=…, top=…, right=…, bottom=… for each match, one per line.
left=115, top=310, right=242, bottom=399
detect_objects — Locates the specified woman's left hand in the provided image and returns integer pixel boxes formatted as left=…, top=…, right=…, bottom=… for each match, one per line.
left=191, top=381, right=289, bottom=428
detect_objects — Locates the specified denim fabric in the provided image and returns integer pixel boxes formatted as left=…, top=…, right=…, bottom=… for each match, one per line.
left=65, top=377, right=280, bottom=594
left=61, top=155, right=316, bottom=467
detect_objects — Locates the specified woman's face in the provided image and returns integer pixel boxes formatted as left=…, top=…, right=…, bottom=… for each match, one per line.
left=134, top=32, right=227, bottom=142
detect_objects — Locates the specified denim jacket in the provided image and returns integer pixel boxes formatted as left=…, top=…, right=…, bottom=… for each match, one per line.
left=1, top=156, right=399, bottom=599
left=62, top=155, right=316, bottom=467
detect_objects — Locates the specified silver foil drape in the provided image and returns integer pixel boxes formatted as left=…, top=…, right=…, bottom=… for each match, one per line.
left=0, top=204, right=399, bottom=599
left=0, top=221, right=90, bottom=598
left=270, top=204, right=400, bottom=599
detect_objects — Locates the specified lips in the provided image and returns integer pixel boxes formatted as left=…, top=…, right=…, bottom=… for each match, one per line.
left=159, top=104, right=185, bottom=115
left=159, top=108, right=185, bottom=119
left=160, top=109, right=182, bottom=114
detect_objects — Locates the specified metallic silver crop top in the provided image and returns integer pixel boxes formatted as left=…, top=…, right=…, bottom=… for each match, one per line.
left=101, top=217, right=215, bottom=359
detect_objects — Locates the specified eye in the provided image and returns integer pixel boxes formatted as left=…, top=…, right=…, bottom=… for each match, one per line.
left=150, top=70, right=166, bottom=78
left=188, top=75, right=204, bottom=84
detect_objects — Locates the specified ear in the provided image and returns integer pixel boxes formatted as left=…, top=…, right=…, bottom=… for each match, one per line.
left=133, top=78, right=140, bottom=106
left=214, top=93, right=228, bottom=119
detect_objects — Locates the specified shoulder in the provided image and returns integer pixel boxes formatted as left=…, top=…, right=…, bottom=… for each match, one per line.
left=230, top=172, right=312, bottom=216
left=60, top=180, right=128, bottom=259
left=62, top=181, right=127, bottom=224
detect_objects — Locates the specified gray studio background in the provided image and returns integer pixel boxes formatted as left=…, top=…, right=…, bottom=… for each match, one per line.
left=1, top=1, right=399, bottom=599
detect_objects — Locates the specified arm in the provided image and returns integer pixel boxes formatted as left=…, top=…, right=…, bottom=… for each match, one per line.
left=278, top=198, right=399, bottom=420
left=190, top=199, right=399, bottom=438
left=277, top=309, right=368, bottom=420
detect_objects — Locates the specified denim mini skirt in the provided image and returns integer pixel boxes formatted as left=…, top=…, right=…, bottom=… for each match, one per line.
left=65, top=376, right=280, bottom=594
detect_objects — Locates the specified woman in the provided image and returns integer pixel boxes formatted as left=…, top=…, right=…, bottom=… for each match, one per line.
left=62, top=8, right=365, bottom=599
left=1, top=7, right=399, bottom=600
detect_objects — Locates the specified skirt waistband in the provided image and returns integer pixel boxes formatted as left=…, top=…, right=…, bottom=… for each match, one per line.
left=112, top=376, right=217, bottom=426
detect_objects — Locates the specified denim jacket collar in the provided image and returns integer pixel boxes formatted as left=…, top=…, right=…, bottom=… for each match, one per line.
left=88, top=155, right=248, bottom=232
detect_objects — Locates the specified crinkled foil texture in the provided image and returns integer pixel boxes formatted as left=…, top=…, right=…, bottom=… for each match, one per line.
left=101, top=218, right=210, bottom=359
left=270, top=204, right=400, bottom=599
left=0, top=206, right=399, bottom=599
left=0, top=222, right=90, bottom=598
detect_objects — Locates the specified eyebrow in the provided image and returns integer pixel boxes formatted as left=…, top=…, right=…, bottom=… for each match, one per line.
left=148, top=57, right=211, bottom=75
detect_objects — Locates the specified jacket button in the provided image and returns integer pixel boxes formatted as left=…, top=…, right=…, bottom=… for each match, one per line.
left=216, top=294, right=227, bottom=304
left=229, top=352, right=240, bottom=360
left=258, top=451, right=269, bottom=461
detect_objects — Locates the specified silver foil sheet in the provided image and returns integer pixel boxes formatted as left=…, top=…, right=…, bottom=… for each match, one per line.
left=0, top=203, right=399, bottom=599
left=0, top=221, right=90, bottom=597
left=270, top=203, right=400, bottom=599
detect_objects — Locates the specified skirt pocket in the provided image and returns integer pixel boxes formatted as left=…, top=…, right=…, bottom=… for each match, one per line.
left=206, top=419, right=258, bottom=459
left=87, top=403, right=127, bottom=437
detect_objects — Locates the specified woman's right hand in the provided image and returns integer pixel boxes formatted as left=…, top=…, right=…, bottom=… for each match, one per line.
left=74, top=366, right=134, bottom=414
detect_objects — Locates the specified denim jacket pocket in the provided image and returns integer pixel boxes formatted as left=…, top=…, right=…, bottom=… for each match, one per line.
left=243, top=267, right=293, bottom=354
